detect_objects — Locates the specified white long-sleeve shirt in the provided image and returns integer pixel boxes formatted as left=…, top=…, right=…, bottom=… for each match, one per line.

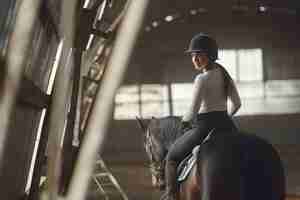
left=182, top=64, right=241, bottom=122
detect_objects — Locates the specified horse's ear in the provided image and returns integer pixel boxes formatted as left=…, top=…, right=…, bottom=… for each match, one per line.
left=136, top=116, right=147, bottom=133
left=151, top=116, right=159, bottom=125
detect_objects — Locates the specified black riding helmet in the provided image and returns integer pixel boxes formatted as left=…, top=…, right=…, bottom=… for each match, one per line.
left=185, top=33, right=218, bottom=61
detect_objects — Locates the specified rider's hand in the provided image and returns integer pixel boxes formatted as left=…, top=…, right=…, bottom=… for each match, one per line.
left=181, top=121, right=192, bottom=133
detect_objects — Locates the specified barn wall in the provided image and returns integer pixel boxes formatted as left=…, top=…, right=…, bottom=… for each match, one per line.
left=125, top=13, right=300, bottom=84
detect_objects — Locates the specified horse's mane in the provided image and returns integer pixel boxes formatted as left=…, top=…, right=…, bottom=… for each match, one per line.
left=148, top=116, right=183, bottom=150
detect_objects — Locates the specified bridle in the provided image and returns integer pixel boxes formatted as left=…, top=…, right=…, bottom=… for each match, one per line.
left=145, top=128, right=166, bottom=181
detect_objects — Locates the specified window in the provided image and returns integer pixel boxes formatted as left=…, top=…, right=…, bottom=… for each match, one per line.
left=140, top=84, right=169, bottom=118
left=218, top=49, right=237, bottom=80
left=171, top=83, right=193, bottom=116
left=115, top=49, right=265, bottom=118
left=218, top=48, right=264, bottom=99
left=114, top=84, right=169, bottom=119
left=238, top=49, right=263, bottom=81
left=218, top=48, right=263, bottom=82
left=114, top=48, right=300, bottom=118
left=114, top=85, right=139, bottom=119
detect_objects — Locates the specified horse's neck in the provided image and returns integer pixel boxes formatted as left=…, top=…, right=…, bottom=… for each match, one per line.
left=156, top=116, right=183, bottom=152
left=163, top=128, right=183, bottom=151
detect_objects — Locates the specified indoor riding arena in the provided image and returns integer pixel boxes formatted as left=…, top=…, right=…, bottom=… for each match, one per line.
left=0, top=0, right=299, bottom=200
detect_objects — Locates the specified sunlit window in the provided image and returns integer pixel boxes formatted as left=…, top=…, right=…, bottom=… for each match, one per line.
left=140, top=84, right=169, bottom=118
left=218, top=49, right=237, bottom=80
left=218, top=48, right=263, bottom=82
left=237, top=82, right=264, bottom=98
left=114, top=86, right=139, bottom=119
left=114, top=84, right=170, bottom=119
left=171, top=48, right=265, bottom=116
left=114, top=48, right=300, bottom=119
left=171, top=83, right=193, bottom=116
left=238, top=49, right=263, bottom=81
left=218, top=48, right=264, bottom=99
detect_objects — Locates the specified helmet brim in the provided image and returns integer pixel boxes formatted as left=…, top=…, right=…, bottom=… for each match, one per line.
left=184, top=49, right=208, bottom=55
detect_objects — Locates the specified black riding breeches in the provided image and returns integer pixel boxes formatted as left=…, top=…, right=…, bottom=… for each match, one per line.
left=166, top=111, right=237, bottom=165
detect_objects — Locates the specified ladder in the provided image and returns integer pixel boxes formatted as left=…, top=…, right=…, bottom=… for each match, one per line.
left=80, top=49, right=129, bottom=199
left=78, top=4, right=131, bottom=196
left=92, top=156, right=129, bottom=200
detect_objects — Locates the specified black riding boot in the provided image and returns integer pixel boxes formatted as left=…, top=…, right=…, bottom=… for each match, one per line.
left=160, top=160, right=179, bottom=200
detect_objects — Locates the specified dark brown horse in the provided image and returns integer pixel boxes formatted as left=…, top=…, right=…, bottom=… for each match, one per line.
left=137, top=116, right=286, bottom=200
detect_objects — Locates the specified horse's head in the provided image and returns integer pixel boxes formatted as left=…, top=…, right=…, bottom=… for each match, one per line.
left=136, top=116, right=167, bottom=190
left=136, top=116, right=182, bottom=190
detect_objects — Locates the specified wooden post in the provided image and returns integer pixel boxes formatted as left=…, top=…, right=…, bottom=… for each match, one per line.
left=66, top=0, right=149, bottom=199
left=0, top=0, right=42, bottom=186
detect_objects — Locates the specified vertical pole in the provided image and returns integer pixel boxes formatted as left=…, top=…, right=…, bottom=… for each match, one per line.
left=138, top=84, right=143, bottom=117
left=59, top=0, right=97, bottom=193
left=167, top=83, right=173, bottom=116
left=66, top=0, right=149, bottom=199
left=27, top=40, right=63, bottom=200
left=0, top=0, right=42, bottom=175
left=59, top=48, right=82, bottom=194
left=45, top=0, right=80, bottom=199
left=45, top=47, right=73, bottom=200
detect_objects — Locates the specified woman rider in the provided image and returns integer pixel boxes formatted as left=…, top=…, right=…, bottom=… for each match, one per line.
left=161, top=33, right=242, bottom=200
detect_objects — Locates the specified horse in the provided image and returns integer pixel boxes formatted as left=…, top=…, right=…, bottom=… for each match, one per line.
left=136, top=116, right=286, bottom=200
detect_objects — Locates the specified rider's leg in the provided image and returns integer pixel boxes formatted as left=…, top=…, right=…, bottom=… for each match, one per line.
left=161, top=111, right=236, bottom=200
left=161, top=120, right=212, bottom=200
left=161, top=160, right=179, bottom=200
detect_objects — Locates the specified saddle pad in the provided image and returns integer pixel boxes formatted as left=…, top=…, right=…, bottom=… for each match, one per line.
left=177, top=154, right=197, bottom=182
left=177, top=129, right=215, bottom=182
